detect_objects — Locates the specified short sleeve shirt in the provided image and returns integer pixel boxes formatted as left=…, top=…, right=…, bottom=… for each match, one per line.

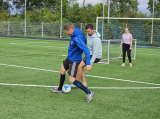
left=122, top=33, right=132, bottom=45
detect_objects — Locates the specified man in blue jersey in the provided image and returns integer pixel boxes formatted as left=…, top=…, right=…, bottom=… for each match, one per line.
left=51, top=23, right=95, bottom=103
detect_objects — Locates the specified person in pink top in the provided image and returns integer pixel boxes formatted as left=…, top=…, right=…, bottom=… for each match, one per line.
left=120, top=27, right=133, bottom=67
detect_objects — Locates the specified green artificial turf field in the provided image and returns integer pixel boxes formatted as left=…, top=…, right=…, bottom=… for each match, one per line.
left=0, top=37, right=160, bottom=119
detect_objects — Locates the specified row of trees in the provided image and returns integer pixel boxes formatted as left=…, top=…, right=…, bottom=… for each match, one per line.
left=0, top=0, right=159, bottom=23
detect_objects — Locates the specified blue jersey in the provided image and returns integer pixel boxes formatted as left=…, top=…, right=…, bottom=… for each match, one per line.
left=67, top=28, right=90, bottom=65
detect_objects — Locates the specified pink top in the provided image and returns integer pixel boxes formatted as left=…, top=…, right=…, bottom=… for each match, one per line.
left=122, top=33, right=132, bottom=45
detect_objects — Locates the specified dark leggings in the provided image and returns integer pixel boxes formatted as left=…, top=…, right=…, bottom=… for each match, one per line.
left=123, top=43, right=131, bottom=63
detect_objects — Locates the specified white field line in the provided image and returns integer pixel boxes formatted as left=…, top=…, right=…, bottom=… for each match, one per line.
left=85, top=75, right=160, bottom=86
left=102, top=52, right=160, bottom=57
left=142, top=48, right=160, bottom=51
left=0, top=83, right=159, bottom=89
left=27, top=41, right=69, bottom=44
left=0, top=63, right=160, bottom=86
left=137, top=53, right=160, bottom=56
left=89, top=87, right=160, bottom=89
left=0, top=63, right=59, bottom=73
left=27, top=41, right=48, bottom=43
left=61, top=55, right=67, bottom=56
left=1, top=37, right=70, bottom=42
left=102, top=50, right=160, bottom=56
left=9, top=43, right=67, bottom=48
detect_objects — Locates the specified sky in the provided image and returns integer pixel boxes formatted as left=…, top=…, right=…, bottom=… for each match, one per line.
left=76, top=0, right=150, bottom=14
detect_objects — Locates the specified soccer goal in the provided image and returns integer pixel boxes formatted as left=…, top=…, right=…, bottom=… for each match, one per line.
left=99, top=39, right=136, bottom=64
left=96, top=17, right=160, bottom=46
left=96, top=17, right=141, bottom=64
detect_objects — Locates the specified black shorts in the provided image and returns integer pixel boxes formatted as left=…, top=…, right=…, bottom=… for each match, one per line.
left=83, top=55, right=101, bottom=65
left=63, top=58, right=80, bottom=78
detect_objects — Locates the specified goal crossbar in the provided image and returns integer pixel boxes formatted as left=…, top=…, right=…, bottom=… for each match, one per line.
left=96, top=17, right=160, bottom=31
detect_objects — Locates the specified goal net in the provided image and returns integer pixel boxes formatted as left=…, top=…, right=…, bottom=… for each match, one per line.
left=99, top=39, right=136, bottom=64
left=96, top=17, right=160, bottom=47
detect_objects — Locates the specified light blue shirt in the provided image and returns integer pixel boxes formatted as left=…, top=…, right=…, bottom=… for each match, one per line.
left=87, top=30, right=102, bottom=65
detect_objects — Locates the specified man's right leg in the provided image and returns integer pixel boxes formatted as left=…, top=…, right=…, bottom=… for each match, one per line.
left=51, top=58, right=69, bottom=94
left=81, top=69, right=87, bottom=86
left=51, top=64, right=66, bottom=94
left=58, top=64, right=66, bottom=90
left=70, top=61, right=87, bottom=88
left=76, top=61, right=86, bottom=81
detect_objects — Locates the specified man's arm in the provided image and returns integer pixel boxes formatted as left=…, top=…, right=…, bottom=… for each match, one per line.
left=75, top=37, right=92, bottom=71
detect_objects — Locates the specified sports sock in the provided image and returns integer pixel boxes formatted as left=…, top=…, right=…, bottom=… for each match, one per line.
left=58, top=74, right=65, bottom=90
left=73, top=80, right=91, bottom=94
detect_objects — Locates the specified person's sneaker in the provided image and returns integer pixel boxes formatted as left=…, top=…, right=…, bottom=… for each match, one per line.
left=84, top=84, right=88, bottom=88
left=121, top=63, right=125, bottom=66
left=51, top=87, right=62, bottom=94
left=70, top=84, right=77, bottom=88
left=70, top=84, right=88, bottom=88
left=130, top=63, right=132, bottom=67
left=86, top=91, right=95, bottom=103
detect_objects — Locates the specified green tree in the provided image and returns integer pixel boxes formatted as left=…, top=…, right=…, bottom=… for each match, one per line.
left=0, top=10, right=8, bottom=21
left=0, top=0, right=11, bottom=13
left=11, top=0, right=69, bottom=22
left=0, top=0, right=12, bottom=21
left=110, top=0, right=139, bottom=17
left=79, top=0, right=87, bottom=23
left=85, top=4, right=96, bottom=23
left=94, top=3, right=103, bottom=17
left=13, top=0, right=43, bottom=11
left=2, top=0, right=146, bottom=23
left=147, top=0, right=160, bottom=17
left=12, top=0, right=59, bottom=12
left=42, top=0, right=58, bottom=9
left=66, top=2, right=80, bottom=22
left=55, top=0, right=69, bottom=22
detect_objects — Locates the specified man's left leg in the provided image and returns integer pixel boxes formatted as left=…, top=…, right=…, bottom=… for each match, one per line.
left=80, top=57, right=101, bottom=88
left=69, top=76, right=94, bottom=102
left=76, top=61, right=86, bottom=81
left=68, top=62, right=94, bottom=102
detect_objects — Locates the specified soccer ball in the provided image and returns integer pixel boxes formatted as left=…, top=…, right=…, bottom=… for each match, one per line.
left=62, top=84, right=71, bottom=93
